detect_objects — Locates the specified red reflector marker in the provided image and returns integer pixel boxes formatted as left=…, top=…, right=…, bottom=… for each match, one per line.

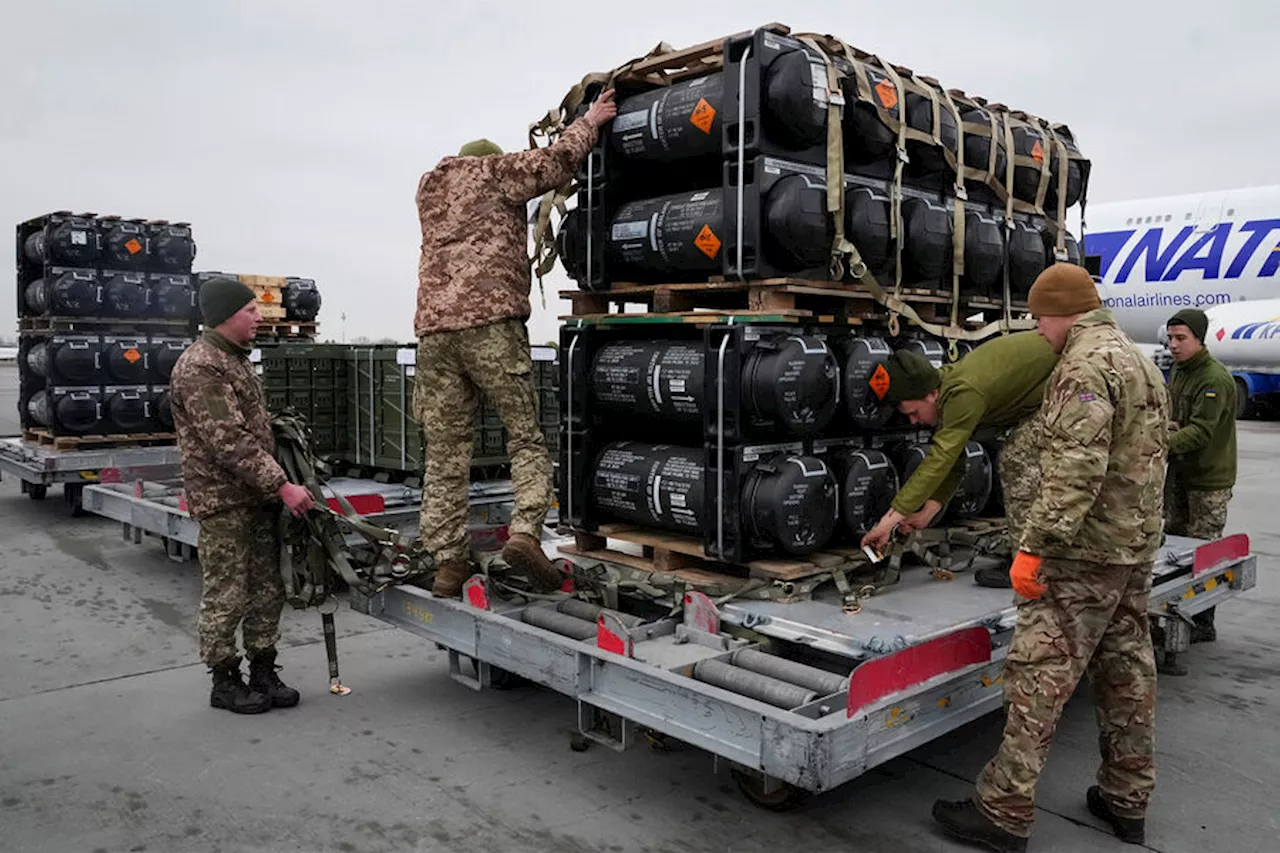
left=848, top=626, right=992, bottom=717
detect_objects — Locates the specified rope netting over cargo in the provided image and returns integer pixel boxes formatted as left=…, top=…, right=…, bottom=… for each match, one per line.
left=526, top=22, right=1091, bottom=347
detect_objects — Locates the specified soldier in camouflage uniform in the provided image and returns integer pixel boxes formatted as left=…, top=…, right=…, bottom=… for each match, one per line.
left=413, top=90, right=617, bottom=598
left=170, top=277, right=315, bottom=714
left=1161, top=308, right=1236, bottom=665
left=861, top=332, right=1057, bottom=588
left=933, top=264, right=1168, bottom=852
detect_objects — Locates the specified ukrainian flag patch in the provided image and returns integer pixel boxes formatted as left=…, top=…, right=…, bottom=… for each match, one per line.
left=1205, top=389, right=1218, bottom=398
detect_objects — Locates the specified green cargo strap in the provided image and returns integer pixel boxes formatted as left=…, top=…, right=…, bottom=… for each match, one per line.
left=796, top=36, right=857, bottom=279
left=938, top=85, right=967, bottom=349
left=1043, top=121, right=1071, bottom=260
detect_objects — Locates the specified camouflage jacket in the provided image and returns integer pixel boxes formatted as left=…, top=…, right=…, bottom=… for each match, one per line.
left=413, top=118, right=598, bottom=337
left=1022, top=309, right=1170, bottom=565
left=169, top=331, right=287, bottom=520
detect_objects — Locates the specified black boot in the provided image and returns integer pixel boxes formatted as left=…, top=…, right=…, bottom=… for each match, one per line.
left=1087, top=786, right=1146, bottom=844
left=248, top=648, right=301, bottom=708
left=974, top=565, right=1013, bottom=589
left=932, top=799, right=1028, bottom=853
left=210, top=656, right=272, bottom=714
left=1191, top=608, right=1217, bottom=643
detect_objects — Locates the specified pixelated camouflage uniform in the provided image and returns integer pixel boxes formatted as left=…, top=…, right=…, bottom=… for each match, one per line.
left=412, top=117, right=597, bottom=562
left=974, top=308, right=1169, bottom=838
left=1165, top=346, right=1237, bottom=631
left=170, top=330, right=287, bottom=666
left=997, top=410, right=1045, bottom=553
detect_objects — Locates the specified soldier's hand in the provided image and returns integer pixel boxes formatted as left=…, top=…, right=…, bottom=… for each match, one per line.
left=861, top=509, right=904, bottom=552
left=278, top=482, right=316, bottom=517
left=900, top=499, right=944, bottom=533
left=585, top=89, right=618, bottom=129
left=1010, top=552, right=1046, bottom=600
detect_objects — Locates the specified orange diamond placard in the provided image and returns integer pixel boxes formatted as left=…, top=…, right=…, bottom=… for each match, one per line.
left=869, top=363, right=891, bottom=400
left=690, top=98, right=716, bottom=134
left=874, top=80, right=898, bottom=111
left=694, top=224, right=721, bottom=259
left=123, top=348, right=142, bottom=364
left=260, top=290, right=277, bottom=303
left=124, top=238, right=143, bottom=255
left=1031, top=140, right=1045, bottom=164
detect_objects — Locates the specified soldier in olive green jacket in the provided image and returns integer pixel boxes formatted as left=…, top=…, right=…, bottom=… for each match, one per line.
left=861, top=331, right=1059, bottom=588
left=1163, top=308, right=1237, bottom=656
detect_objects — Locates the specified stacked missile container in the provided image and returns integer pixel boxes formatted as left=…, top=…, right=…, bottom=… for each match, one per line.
left=16, top=211, right=199, bottom=439
left=555, top=26, right=1090, bottom=563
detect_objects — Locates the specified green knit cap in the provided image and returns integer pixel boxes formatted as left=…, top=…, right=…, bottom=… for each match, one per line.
left=1167, top=308, right=1209, bottom=342
left=882, top=349, right=942, bottom=404
left=198, top=276, right=256, bottom=328
left=458, top=139, right=503, bottom=157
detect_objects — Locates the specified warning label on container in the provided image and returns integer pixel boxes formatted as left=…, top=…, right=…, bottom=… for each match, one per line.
left=869, top=363, right=891, bottom=400
left=1031, top=140, right=1045, bottom=164
left=70, top=231, right=87, bottom=246
left=124, top=238, right=143, bottom=255
left=694, top=224, right=721, bottom=259
left=260, top=290, right=277, bottom=303
left=123, top=348, right=142, bottom=364
left=874, top=80, right=898, bottom=111
left=690, top=98, right=716, bottom=134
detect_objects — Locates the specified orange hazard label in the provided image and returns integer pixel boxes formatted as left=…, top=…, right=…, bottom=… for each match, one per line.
left=124, top=238, right=143, bottom=255
left=874, top=80, right=898, bottom=111
left=694, top=224, right=721, bottom=259
left=260, top=290, right=277, bottom=303
left=123, top=348, right=141, bottom=364
left=869, top=363, right=891, bottom=400
left=690, top=98, right=716, bottom=134
left=1031, top=140, right=1045, bottom=164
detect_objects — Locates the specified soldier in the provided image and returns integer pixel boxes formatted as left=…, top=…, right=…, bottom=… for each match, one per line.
left=413, top=90, right=618, bottom=598
left=170, top=276, right=315, bottom=714
left=860, top=332, right=1058, bottom=589
left=1161, top=308, right=1237, bottom=670
left=932, top=264, right=1168, bottom=852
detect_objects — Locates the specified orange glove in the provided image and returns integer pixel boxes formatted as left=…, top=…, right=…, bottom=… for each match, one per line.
left=1010, top=552, right=1046, bottom=600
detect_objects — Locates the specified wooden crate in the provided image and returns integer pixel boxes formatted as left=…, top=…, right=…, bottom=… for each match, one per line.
left=253, top=320, right=318, bottom=341
left=23, top=429, right=176, bottom=451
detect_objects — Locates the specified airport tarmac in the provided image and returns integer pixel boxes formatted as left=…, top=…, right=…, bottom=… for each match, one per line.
left=0, top=389, right=1277, bottom=852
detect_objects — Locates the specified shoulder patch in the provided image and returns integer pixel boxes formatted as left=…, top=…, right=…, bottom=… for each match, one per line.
left=1078, top=392, right=1096, bottom=402
left=1204, top=389, right=1217, bottom=398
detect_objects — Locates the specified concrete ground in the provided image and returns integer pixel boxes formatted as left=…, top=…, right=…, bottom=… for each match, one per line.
left=0, top=414, right=1277, bottom=852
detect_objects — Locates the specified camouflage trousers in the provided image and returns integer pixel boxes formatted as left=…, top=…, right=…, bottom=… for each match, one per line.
left=1165, top=474, right=1231, bottom=628
left=975, top=558, right=1157, bottom=837
left=998, top=411, right=1045, bottom=553
left=196, top=504, right=284, bottom=666
left=415, top=318, right=554, bottom=562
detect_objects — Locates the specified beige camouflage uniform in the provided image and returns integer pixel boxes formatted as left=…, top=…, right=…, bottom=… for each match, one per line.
left=413, top=118, right=598, bottom=562
left=974, top=309, right=1169, bottom=838
left=170, top=330, right=288, bottom=666
left=997, top=410, right=1045, bottom=553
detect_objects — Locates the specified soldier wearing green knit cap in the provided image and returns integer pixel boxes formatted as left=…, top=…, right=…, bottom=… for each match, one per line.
left=860, top=331, right=1059, bottom=589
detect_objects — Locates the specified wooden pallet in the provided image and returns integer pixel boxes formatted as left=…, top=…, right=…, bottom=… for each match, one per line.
left=562, top=279, right=1027, bottom=327
left=564, top=523, right=867, bottom=583
left=253, top=320, right=318, bottom=340
left=23, top=429, right=176, bottom=450
left=19, top=316, right=194, bottom=334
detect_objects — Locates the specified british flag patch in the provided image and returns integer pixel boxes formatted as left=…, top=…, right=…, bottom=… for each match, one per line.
left=1078, top=392, right=1096, bottom=402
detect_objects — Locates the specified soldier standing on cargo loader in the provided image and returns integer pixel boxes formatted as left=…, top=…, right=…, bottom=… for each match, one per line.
left=1159, top=308, right=1237, bottom=674
left=170, top=276, right=315, bottom=715
left=413, top=90, right=618, bottom=598
left=859, top=332, right=1058, bottom=587
left=932, top=264, right=1168, bottom=853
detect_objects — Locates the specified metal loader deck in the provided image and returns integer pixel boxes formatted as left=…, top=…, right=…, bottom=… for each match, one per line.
left=0, top=436, right=182, bottom=514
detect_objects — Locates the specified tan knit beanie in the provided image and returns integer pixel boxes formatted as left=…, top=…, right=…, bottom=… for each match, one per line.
left=1027, top=263, right=1101, bottom=317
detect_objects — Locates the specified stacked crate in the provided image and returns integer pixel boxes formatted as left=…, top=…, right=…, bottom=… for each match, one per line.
left=195, top=271, right=322, bottom=341
left=15, top=211, right=198, bottom=446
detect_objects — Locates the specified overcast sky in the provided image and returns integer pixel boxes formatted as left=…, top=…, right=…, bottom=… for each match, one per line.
left=3, top=0, right=1278, bottom=345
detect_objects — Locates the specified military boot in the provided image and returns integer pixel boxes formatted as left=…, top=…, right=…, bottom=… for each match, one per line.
left=248, top=648, right=301, bottom=708
left=932, top=799, right=1028, bottom=853
left=209, top=655, right=272, bottom=715
left=1086, top=786, right=1146, bottom=845
left=974, top=565, right=1013, bottom=589
left=1191, top=607, right=1217, bottom=643
left=501, top=532, right=562, bottom=593
left=432, top=557, right=472, bottom=599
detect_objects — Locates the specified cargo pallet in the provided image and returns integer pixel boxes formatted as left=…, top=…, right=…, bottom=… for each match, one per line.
left=563, top=278, right=1026, bottom=327
left=21, top=428, right=175, bottom=451
left=0, top=435, right=181, bottom=515
left=18, top=315, right=194, bottom=335
left=350, top=529, right=1256, bottom=809
left=253, top=320, right=318, bottom=341
left=70, top=461, right=1258, bottom=808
